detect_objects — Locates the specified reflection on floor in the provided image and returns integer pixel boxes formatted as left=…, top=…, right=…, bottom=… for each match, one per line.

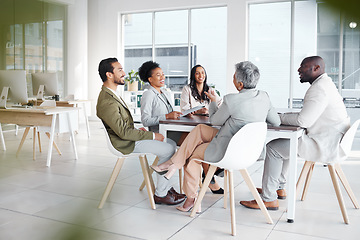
left=0, top=121, right=359, bottom=240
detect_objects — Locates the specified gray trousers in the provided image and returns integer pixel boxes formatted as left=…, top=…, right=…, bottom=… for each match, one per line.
left=133, top=138, right=176, bottom=197
left=261, top=139, right=290, bottom=202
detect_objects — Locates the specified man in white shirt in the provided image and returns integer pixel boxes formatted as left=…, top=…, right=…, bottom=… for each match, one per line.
left=240, top=56, right=350, bottom=210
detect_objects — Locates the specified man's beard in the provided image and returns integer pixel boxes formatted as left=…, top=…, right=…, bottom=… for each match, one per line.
left=115, top=79, right=125, bottom=85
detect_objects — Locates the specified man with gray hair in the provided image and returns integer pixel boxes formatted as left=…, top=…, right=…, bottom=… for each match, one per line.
left=234, top=61, right=260, bottom=89
left=151, top=61, right=281, bottom=212
left=240, top=56, right=350, bottom=211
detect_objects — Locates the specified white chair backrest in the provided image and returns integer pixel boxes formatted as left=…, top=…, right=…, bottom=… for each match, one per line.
left=37, top=100, right=56, bottom=132
left=216, top=122, right=267, bottom=170
left=340, top=119, right=360, bottom=155
left=100, top=120, right=125, bottom=157
left=39, top=100, right=56, bottom=107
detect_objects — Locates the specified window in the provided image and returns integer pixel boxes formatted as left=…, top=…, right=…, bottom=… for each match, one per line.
left=249, top=2, right=291, bottom=108
left=155, top=10, right=188, bottom=90
left=123, top=12, right=152, bottom=77
left=122, top=6, right=227, bottom=94
left=341, top=15, right=360, bottom=108
left=249, top=0, right=360, bottom=109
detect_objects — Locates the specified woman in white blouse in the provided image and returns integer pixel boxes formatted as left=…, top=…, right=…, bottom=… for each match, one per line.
left=180, top=65, right=224, bottom=194
left=180, top=65, right=222, bottom=115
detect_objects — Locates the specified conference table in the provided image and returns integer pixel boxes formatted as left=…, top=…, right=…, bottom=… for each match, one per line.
left=0, top=106, right=79, bottom=167
left=159, top=115, right=304, bottom=223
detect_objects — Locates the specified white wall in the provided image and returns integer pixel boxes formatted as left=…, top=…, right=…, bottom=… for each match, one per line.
left=67, top=0, right=88, bottom=100
left=86, top=0, right=249, bottom=118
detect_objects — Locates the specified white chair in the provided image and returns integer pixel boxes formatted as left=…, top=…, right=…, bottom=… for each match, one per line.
left=190, top=122, right=273, bottom=236
left=98, top=121, right=158, bottom=210
left=0, top=123, right=6, bottom=150
left=296, top=119, right=360, bottom=224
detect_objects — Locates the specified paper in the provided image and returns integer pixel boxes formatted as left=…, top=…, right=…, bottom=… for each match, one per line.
left=180, top=105, right=205, bottom=117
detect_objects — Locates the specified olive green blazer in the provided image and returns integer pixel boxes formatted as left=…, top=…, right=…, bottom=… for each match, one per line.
left=96, top=86, right=153, bottom=154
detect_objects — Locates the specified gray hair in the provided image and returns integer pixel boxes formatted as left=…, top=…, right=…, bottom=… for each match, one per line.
left=234, top=61, right=260, bottom=89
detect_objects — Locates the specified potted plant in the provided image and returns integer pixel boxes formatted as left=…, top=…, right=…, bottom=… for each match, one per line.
left=125, top=69, right=141, bottom=91
left=208, top=84, right=221, bottom=96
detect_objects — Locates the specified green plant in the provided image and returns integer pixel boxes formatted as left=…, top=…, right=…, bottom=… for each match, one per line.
left=125, top=69, right=141, bottom=83
left=208, top=84, right=221, bottom=96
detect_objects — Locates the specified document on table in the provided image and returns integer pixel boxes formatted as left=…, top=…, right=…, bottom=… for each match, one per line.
left=180, top=105, right=205, bottom=117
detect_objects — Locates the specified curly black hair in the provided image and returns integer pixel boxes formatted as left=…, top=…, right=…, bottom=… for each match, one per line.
left=138, top=61, right=160, bottom=83
left=189, top=65, right=210, bottom=102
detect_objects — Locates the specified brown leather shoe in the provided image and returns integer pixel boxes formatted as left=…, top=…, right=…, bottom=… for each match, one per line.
left=154, top=190, right=186, bottom=205
left=240, top=199, right=279, bottom=210
left=256, top=187, right=286, bottom=200
left=169, top=187, right=186, bottom=199
left=276, top=189, right=286, bottom=199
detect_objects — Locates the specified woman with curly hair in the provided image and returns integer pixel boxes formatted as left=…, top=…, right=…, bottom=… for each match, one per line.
left=138, top=60, right=183, bottom=146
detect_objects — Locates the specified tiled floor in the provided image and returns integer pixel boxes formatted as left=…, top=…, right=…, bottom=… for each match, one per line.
left=0, top=121, right=360, bottom=240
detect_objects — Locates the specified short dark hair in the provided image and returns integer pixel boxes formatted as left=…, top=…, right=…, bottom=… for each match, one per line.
left=138, top=61, right=160, bottom=83
left=303, top=56, right=325, bottom=71
left=98, top=57, right=118, bottom=82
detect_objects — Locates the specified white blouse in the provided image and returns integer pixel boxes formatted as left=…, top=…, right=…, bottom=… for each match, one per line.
left=180, top=85, right=222, bottom=112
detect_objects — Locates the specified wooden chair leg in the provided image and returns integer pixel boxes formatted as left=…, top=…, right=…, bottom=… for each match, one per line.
left=144, top=155, right=155, bottom=194
left=301, top=162, right=315, bottom=201
left=139, top=155, right=156, bottom=210
left=98, top=157, right=125, bottom=209
left=223, top=170, right=228, bottom=209
left=190, top=165, right=217, bottom=217
left=16, top=127, right=30, bottom=157
left=139, top=156, right=159, bottom=191
left=335, top=163, right=360, bottom=209
left=296, top=161, right=312, bottom=199
left=45, top=132, right=62, bottom=155
left=328, top=164, right=349, bottom=224
left=179, top=168, right=183, bottom=194
left=240, top=168, right=273, bottom=224
left=37, top=129, right=42, bottom=153
left=228, top=170, right=236, bottom=236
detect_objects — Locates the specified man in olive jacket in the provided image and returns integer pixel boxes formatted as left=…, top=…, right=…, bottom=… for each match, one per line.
left=96, top=57, right=185, bottom=205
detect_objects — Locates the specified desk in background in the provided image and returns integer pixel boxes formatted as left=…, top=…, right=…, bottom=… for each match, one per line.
left=159, top=116, right=303, bottom=223
left=0, top=107, right=78, bottom=167
left=31, top=99, right=91, bottom=138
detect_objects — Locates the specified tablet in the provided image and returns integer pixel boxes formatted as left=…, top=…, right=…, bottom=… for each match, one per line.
left=180, top=105, right=205, bottom=117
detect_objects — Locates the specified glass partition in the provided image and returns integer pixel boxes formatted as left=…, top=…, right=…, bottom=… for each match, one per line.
left=0, top=0, right=66, bottom=98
